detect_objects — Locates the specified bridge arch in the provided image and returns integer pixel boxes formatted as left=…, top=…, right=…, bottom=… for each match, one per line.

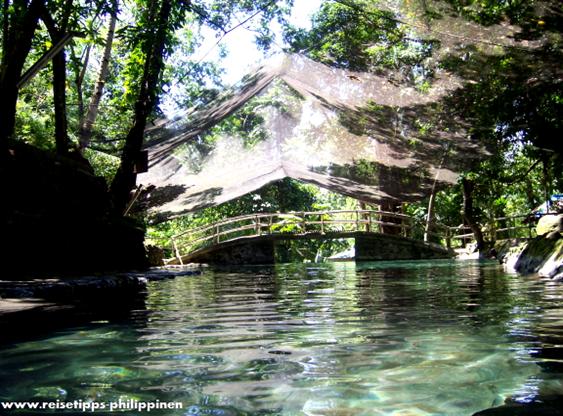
left=169, top=210, right=453, bottom=265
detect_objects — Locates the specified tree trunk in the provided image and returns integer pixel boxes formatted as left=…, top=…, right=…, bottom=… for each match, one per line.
left=72, top=44, right=91, bottom=132
left=2, top=0, right=9, bottom=53
left=78, top=7, right=117, bottom=152
left=380, top=200, right=402, bottom=235
left=110, top=0, right=172, bottom=215
left=41, top=0, right=74, bottom=155
left=524, top=177, right=536, bottom=211
left=541, top=154, right=552, bottom=212
left=461, top=177, right=485, bottom=251
left=0, top=0, right=45, bottom=151
left=52, top=46, right=71, bottom=154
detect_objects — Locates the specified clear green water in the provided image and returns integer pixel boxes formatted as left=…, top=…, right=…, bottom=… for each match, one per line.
left=1, top=260, right=563, bottom=415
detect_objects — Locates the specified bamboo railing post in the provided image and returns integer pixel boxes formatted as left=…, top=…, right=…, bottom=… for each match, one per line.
left=255, top=215, right=260, bottom=236
left=492, top=217, right=497, bottom=241
left=172, top=238, right=183, bottom=265
left=355, top=211, right=360, bottom=232
left=269, top=215, right=273, bottom=234
left=378, top=210, right=384, bottom=234
left=320, top=214, right=325, bottom=234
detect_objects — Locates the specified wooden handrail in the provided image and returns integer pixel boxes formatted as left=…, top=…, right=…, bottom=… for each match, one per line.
left=448, top=212, right=549, bottom=242
left=170, top=209, right=546, bottom=261
left=170, top=210, right=453, bottom=260
left=172, top=213, right=275, bottom=238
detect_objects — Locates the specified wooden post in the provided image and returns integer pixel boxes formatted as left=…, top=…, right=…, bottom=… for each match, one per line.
left=355, top=211, right=360, bottom=232
left=320, top=214, right=325, bottom=234
left=424, top=191, right=436, bottom=243
left=367, top=212, right=372, bottom=233
left=269, top=215, right=273, bottom=234
left=379, top=211, right=384, bottom=234
left=491, top=217, right=497, bottom=242
left=255, top=215, right=261, bottom=235
left=172, top=238, right=183, bottom=265
left=215, top=225, right=220, bottom=244
left=301, top=212, right=306, bottom=234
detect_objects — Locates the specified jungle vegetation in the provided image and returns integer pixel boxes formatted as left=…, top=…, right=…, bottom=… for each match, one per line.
left=1, top=0, right=561, bottom=261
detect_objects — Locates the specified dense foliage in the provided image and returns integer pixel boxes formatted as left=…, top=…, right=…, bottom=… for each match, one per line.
left=284, top=0, right=437, bottom=88
left=1, top=0, right=561, bottom=261
left=284, top=0, right=562, bottom=248
left=1, top=0, right=292, bottom=203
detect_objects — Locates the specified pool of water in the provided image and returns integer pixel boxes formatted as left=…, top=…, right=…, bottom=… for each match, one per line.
left=1, top=260, right=563, bottom=415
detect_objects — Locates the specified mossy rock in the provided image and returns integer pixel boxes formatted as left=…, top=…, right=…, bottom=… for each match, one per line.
left=514, top=234, right=563, bottom=278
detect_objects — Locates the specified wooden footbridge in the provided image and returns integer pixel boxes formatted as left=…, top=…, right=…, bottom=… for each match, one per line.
left=165, top=209, right=541, bottom=265
left=168, top=210, right=457, bottom=265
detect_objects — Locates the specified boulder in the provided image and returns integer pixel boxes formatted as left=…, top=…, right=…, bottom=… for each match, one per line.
left=537, top=240, right=563, bottom=280
left=536, top=214, right=563, bottom=236
left=514, top=235, right=563, bottom=279
left=2, top=142, right=148, bottom=277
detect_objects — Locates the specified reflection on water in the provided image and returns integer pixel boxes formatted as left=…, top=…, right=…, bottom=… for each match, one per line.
left=1, top=260, right=562, bottom=415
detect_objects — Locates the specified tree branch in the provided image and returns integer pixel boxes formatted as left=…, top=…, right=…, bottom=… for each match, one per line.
left=178, top=0, right=275, bottom=84
left=329, top=0, right=535, bottom=52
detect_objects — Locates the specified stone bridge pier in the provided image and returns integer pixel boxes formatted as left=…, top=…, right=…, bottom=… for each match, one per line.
left=182, top=239, right=276, bottom=265
left=355, top=234, right=451, bottom=261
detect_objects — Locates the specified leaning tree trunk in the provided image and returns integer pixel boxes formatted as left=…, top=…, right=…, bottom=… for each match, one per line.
left=78, top=6, right=117, bottom=153
left=461, top=177, right=485, bottom=251
left=0, top=0, right=45, bottom=151
left=72, top=44, right=91, bottom=128
left=110, top=0, right=172, bottom=215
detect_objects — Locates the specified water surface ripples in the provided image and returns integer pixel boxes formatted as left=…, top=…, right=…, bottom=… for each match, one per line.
left=1, top=260, right=563, bottom=415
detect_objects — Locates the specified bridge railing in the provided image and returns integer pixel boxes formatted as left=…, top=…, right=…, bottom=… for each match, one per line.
left=486, top=214, right=538, bottom=240
left=448, top=213, right=544, bottom=248
left=169, top=211, right=548, bottom=261
left=170, top=210, right=451, bottom=262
